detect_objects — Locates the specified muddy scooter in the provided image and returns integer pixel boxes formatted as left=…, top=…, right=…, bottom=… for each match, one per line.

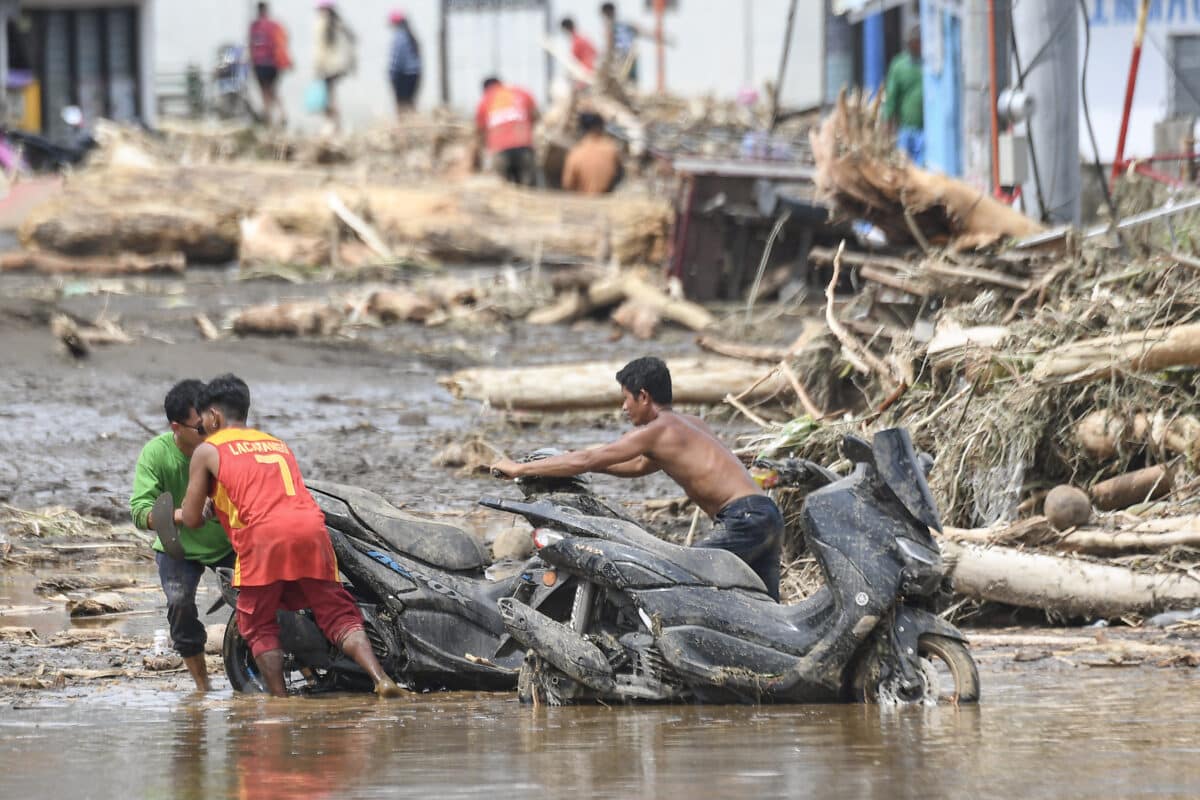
left=488, top=428, right=980, bottom=706
left=175, top=467, right=631, bottom=695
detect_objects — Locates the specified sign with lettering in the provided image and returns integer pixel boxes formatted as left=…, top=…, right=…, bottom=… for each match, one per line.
left=1089, top=0, right=1200, bottom=25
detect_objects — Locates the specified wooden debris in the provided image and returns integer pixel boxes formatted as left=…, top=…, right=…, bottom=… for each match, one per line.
left=66, top=592, right=133, bottom=617
left=810, top=90, right=1044, bottom=250
left=239, top=213, right=329, bottom=269
left=35, top=575, right=137, bottom=595
left=527, top=289, right=589, bottom=326
left=0, top=250, right=185, bottom=276
left=367, top=288, right=439, bottom=324
left=939, top=538, right=1200, bottom=618
left=1031, top=323, right=1200, bottom=384
left=432, top=437, right=503, bottom=475
left=231, top=300, right=342, bottom=337
left=611, top=299, right=661, bottom=339
left=1090, top=465, right=1173, bottom=512
left=194, top=313, right=221, bottom=341
left=440, top=358, right=787, bottom=412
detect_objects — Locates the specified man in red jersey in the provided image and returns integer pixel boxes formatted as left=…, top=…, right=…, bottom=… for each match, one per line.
left=180, top=374, right=402, bottom=698
left=474, top=75, right=539, bottom=186
left=560, top=16, right=597, bottom=73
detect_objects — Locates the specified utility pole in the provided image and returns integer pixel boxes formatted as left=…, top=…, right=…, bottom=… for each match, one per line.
left=960, top=0, right=992, bottom=192
left=1012, top=0, right=1079, bottom=224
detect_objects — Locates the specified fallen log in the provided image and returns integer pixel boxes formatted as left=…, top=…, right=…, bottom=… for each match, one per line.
left=1090, top=465, right=1173, bottom=512
left=1059, top=528, right=1200, bottom=554
left=0, top=250, right=186, bottom=275
left=695, top=336, right=789, bottom=362
left=939, top=538, right=1200, bottom=618
left=440, top=358, right=787, bottom=411
left=1075, top=409, right=1200, bottom=463
left=526, top=289, right=589, bottom=326
left=610, top=300, right=660, bottom=339
left=587, top=273, right=715, bottom=331
left=231, top=301, right=342, bottom=336
left=367, top=288, right=439, bottom=324
left=239, top=214, right=329, bottom=268
left=66, top=592, right=132, bottom=618
left=1031, top=323, right=1200, bottom=383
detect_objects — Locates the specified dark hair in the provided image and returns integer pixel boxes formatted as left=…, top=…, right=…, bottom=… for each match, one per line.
left=616, top=357, right=671, bottom=404
left=198, top=374, right=251, bottom=422
left=164, top=379, right=205, bottom=425
left=257, top=2, right=268, bottom=16
left=600, top=3, right=616, bottom=18
left=579, top=111, right=604, bottom=134
left=482, top=76, right=500, bottom=91
left=561, top=16, right=575, bottom=32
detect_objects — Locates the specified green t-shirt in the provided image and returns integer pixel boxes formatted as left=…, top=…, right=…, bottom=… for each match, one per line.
left=129, top=432, right=232, bottom=565
left=883, top=51, right=923, bottom=130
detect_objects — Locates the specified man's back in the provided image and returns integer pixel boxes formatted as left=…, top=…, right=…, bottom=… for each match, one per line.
left=563, top=135, right=621, bottom=194
left=475, top=85, right=536, bottom=153
left=204, top=427, right=333, bottom=587
left=642, top=412, right=761, bottom=517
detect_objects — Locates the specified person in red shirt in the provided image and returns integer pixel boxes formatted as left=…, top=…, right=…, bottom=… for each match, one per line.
left=248, top=2, right=292, bottom=127
left=560, top=17, right=597, bottom=73
left=180, top=374, right=402, bottom=698
left=474, top=76, right=539, bottom=186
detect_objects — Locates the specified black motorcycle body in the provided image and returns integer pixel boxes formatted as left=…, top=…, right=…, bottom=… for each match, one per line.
left=493, top=428, right=980, bottom=705
left=219, top=475, right=629, bottom=695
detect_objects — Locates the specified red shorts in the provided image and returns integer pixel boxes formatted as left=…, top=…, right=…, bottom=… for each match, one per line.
left=236, top=578, right=364, bottom=658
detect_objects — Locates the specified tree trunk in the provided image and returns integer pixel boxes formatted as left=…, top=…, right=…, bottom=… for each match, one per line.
left=1032, top=323, right=1200, bottom=383
left=440, top=358, right=787, bottom=411
left=939, top=538, right=1200, bottom=618
left=1090, top=465, right=1173, bottom=511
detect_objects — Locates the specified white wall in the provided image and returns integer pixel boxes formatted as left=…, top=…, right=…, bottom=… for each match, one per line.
left=1079, top=0, right=1200, bottom=161
left=152, top=0, right=825, bottom=131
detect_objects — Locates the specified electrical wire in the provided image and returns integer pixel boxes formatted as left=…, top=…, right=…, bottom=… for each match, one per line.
left=1078, top=0, right=1121, bottom=228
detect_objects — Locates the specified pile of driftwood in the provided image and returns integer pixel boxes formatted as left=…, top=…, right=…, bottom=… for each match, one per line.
left=9, top=162, right=672, bottom=277
left=223, top=266, right=713, bottom=342
left=692, top=95, right=1200, bottom=621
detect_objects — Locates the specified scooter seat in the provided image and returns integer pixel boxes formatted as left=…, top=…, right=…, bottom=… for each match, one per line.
left=308, top=480, right=487, bottom=572
left=545, top=536, right=767, bottom=594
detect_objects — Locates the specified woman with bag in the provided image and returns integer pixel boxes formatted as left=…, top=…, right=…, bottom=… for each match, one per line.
left=311, top=0, right=357, bottom=131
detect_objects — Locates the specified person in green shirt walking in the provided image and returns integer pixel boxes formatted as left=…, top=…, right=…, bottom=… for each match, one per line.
left=130, top=380, right=233, bottom=691
left=883, top=26, right=924, bottom=166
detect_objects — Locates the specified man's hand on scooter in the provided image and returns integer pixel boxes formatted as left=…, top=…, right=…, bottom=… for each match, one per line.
left=489, top=458, right=522, bottom=479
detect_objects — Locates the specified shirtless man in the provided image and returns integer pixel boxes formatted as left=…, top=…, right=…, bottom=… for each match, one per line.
left=490, top=356, right=785, bottom=599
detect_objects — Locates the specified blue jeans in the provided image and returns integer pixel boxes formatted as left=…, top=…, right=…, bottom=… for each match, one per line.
left=694, top=495, right=784, bottom=601
left=897, top=127, right=925, bottom=167
left=156, top=551, right=236, bottom=658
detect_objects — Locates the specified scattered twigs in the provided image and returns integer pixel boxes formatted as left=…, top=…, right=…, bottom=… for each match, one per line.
left=824, top=241, right=899, bottom=389
left=779, top=360, right=824, bottom=419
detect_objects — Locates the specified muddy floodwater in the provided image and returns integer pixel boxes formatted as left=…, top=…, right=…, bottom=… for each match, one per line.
left=0, top=664, right=1197, bottom=799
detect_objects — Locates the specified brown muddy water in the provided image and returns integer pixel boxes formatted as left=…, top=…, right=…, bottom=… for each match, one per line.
left=2, top=664, right=1199, bottom=799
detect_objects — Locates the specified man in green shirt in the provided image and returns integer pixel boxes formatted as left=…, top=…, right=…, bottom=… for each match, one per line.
left=130, top=380, right=234, bottom=691
left=883, top=27, right=924, bottom=166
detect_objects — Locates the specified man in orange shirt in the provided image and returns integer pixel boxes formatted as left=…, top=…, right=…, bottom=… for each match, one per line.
left=180, top=374, right=402, bottom=698
left=563, top=112, right=623, bottom=195
left=474, top=76, right=539, bottom=186
left=560, top=17, right=597, bottom=73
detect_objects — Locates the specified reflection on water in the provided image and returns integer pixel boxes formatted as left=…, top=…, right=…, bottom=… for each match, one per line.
left=2, top=666, right=1199, bottom=799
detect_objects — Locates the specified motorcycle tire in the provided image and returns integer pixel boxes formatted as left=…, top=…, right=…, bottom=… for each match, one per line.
left=222, top=613, right=267, bottom=693
left=850, top=633, right=980, bottom=705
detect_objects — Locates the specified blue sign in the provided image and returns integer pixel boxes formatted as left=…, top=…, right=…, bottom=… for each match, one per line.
left=1090, top=0, right=1200, bottom=25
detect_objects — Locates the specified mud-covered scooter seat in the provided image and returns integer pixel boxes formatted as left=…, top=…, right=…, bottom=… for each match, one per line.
left=308, top=480, right=487, bottom=572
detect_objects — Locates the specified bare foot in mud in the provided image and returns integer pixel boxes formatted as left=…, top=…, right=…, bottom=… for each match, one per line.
left=374, top=679, right=405, bottom=698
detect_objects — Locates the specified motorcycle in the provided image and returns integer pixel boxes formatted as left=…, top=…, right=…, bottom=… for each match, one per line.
left=210, top=44, right=258, bottom=122
left=211, top=466, right=632, bottom=695
left=0, top=106, right=97, bottom=174
left=489, top=428, right=980, bottom=706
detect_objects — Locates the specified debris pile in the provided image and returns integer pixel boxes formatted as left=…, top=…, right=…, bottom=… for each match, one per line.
left=719, top=93, right=1200, bottom=621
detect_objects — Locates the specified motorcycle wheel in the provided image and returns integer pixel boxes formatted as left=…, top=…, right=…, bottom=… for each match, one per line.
left=850, top=634, right=980, bottom=705
left=222, top=613, right=266, bottom=693
left=221, top=613, right=333, bottom=694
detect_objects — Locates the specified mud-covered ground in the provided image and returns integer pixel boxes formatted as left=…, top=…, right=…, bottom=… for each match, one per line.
left=4, top=268, right=1200, bottom=704
left=0, top=266, right=757, bottom=695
